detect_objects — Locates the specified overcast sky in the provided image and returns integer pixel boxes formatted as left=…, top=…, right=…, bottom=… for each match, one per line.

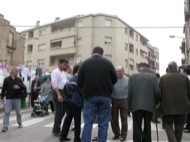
left=0, top=0, right=184, bottom=75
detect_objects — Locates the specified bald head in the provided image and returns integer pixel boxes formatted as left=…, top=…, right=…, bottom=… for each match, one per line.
left=116, top=66, right=124, bottom=78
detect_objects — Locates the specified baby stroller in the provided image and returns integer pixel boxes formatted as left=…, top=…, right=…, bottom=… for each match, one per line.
left=31, top=93, right=49, bottom=117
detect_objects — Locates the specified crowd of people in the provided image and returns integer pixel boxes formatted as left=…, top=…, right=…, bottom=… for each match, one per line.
left=0, top=46, right=190, bottom=142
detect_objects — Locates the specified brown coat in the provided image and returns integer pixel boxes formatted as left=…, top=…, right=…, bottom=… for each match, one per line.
left=159, top=72, right=190, bottom=115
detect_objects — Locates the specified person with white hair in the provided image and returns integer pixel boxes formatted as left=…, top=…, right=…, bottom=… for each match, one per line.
left=111, top=66, right=129, bottom=141
left=1, top=67, right=26, bottom=132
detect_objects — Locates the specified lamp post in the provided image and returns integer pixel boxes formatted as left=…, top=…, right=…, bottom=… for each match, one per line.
left=169, top=35, right=186, bottom=65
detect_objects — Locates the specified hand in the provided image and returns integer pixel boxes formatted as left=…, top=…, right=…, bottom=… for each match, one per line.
left=13, top=85, right=20, bottom=89
left=0, top=99, right=4, bottom=104
left=57, top=94, right=63, bottom=103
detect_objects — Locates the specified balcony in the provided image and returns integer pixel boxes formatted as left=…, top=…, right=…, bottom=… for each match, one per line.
left=49, top=47, right=77, bottom=56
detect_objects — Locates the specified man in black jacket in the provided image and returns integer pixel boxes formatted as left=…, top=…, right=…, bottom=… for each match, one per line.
left=1, top=67, right=26, bottom=132
left=78, top=46, right=117, bottom=142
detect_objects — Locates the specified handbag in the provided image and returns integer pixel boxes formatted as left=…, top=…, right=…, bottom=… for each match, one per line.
left=20, top=89, right=28, bottom=99
left=62, top=82, right=72, bottom=98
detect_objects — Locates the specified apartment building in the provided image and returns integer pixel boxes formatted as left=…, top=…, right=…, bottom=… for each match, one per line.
left=146, top=43, right=159, bottom=73
left=21, top=13, right=157, bottom=75
left=0, top=14, right=25, bottom=65
left=184, top=0, right=190, bottom=65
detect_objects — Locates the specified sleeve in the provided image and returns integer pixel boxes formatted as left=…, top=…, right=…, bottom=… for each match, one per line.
left=128, top=77, right=132, bottom=112
left=153, top=76, right=161, bottom=105
left=77, top=65, right=84, bottom=89
left=1, top=78, right=7, bottom=99
left=110, top=63, right=117, bottom=85
left=51, top=71, right=59, bottom=89
left=186, top=78, right=190, bottom=101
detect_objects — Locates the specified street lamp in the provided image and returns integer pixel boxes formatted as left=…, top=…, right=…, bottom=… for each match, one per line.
left=169, top=35, right=185, bottom=39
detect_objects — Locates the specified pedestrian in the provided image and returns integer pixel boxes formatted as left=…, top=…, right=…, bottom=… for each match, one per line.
left=60, top=65, right=83, bottom=142
left=159, top=61, right=190, bottom=142
left=30, top=75, right=41, bottom=108
left=111, top=66, right=129, bottom=141
left=51, top=58, right=68, bottom=137
left=183, top=66, right=190, bottom=133
left=1, top=67, right=26, bottom=132
left=41, top=77, right=54, bottom=114
left=77, top=46, right=117, bottom=142
left=128, top=62, right=161, bottom=142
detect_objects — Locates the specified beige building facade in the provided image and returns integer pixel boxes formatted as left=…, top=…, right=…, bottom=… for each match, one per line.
left=0, top=14, right=25, bottom=65
left=21, top=13, right=159, bottom=75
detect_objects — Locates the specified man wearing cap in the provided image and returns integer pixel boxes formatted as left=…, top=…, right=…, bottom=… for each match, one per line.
left=128, top=62, right=160, bottom=142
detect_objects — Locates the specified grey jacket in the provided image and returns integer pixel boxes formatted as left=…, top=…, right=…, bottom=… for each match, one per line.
left=128, top=72, right=161, bottom=113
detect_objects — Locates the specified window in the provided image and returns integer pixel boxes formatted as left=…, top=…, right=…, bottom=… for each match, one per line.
left=38, top=44, right=46, bottom=52
left=129, top=44, right=134, bottom=54
left=26, top=60, right=32, bottom=67
left=77, top=38, right=82, bottom=45
left=136, top=49, right=138, bottom=56
left=8, top=32, right=14, bottom=47
left=125, top=43, right=128, bottom=51
left=105, top=19, right=112, bottom=27
left=76, top=55, right=82, bottom=64
left=37, top=59, right=45, bottom=67
left=125, top=27, right=128, bottom=34
left=39, top=29, right=46, bottom=36
left=129, top=29, right=134, bottom=38
left=136, top=34, right=138, bottom=41
left=76, top=21, right=82, bottom=28
left=125, top=59, right=128, bottom=67
left=105, top=37, right=112, bottom=45
left=104, top=54, right=112, bottom=61
left=27, top=45, right=33, bottom=53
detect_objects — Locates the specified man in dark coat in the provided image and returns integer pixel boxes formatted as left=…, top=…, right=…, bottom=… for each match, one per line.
left=77, top=46, right=117, bottom=142
left=128, top=62, right=160, bottom=142
left=159, top=61, right=190, bottom=142
left=30, top=75, right=41, bottom=107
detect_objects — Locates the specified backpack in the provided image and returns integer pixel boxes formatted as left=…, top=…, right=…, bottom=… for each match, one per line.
left=62, top=82, right=73, bottom=98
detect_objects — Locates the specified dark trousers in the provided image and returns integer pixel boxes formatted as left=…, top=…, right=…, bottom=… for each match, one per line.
left=132, top=110, right=152, bottom=142
left=31, top=92, right=39, bottom=108
left=52, top=91, right=65, bottom=133
left=48, top=101, right=55, bottom=113
left=185, top=113, right=190, bottom=130
left=60, top=101, right=81, bottom=141
left=163, top=114, right=186, bottom=142
left=111, top=98, right=128, bottom=138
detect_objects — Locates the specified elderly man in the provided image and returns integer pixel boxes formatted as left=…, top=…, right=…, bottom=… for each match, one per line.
left=159, top=61, right=190, bottom=142
left=111, top=66, right=129, bottom=141
left=1, top=67, right=26, bottom=132
left=128, top=62, right=160, bottom=142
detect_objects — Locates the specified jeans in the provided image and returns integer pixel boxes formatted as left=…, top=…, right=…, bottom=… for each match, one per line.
left=82, top=96, right=111, bottom=142
left=3, top=99, right=21, bottom=128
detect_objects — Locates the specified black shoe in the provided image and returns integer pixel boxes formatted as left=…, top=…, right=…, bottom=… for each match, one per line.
left=112, top=135, right=120, bottom=140
left=73, top=138, right=81, bottom=142
left=184, top=129, right=190, bottom=133
left=120, top=137, right=126, bottom=141
left=59, top=137, right=71, bottom=142
left=92, top=137, right=98, bottom=141
left=52, top=131, right=60, bottom=137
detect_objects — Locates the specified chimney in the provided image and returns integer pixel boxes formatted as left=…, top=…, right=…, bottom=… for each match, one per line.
left=36, top=21, right=40, bottom=27
left=55, top=17, right=60, bottom=22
